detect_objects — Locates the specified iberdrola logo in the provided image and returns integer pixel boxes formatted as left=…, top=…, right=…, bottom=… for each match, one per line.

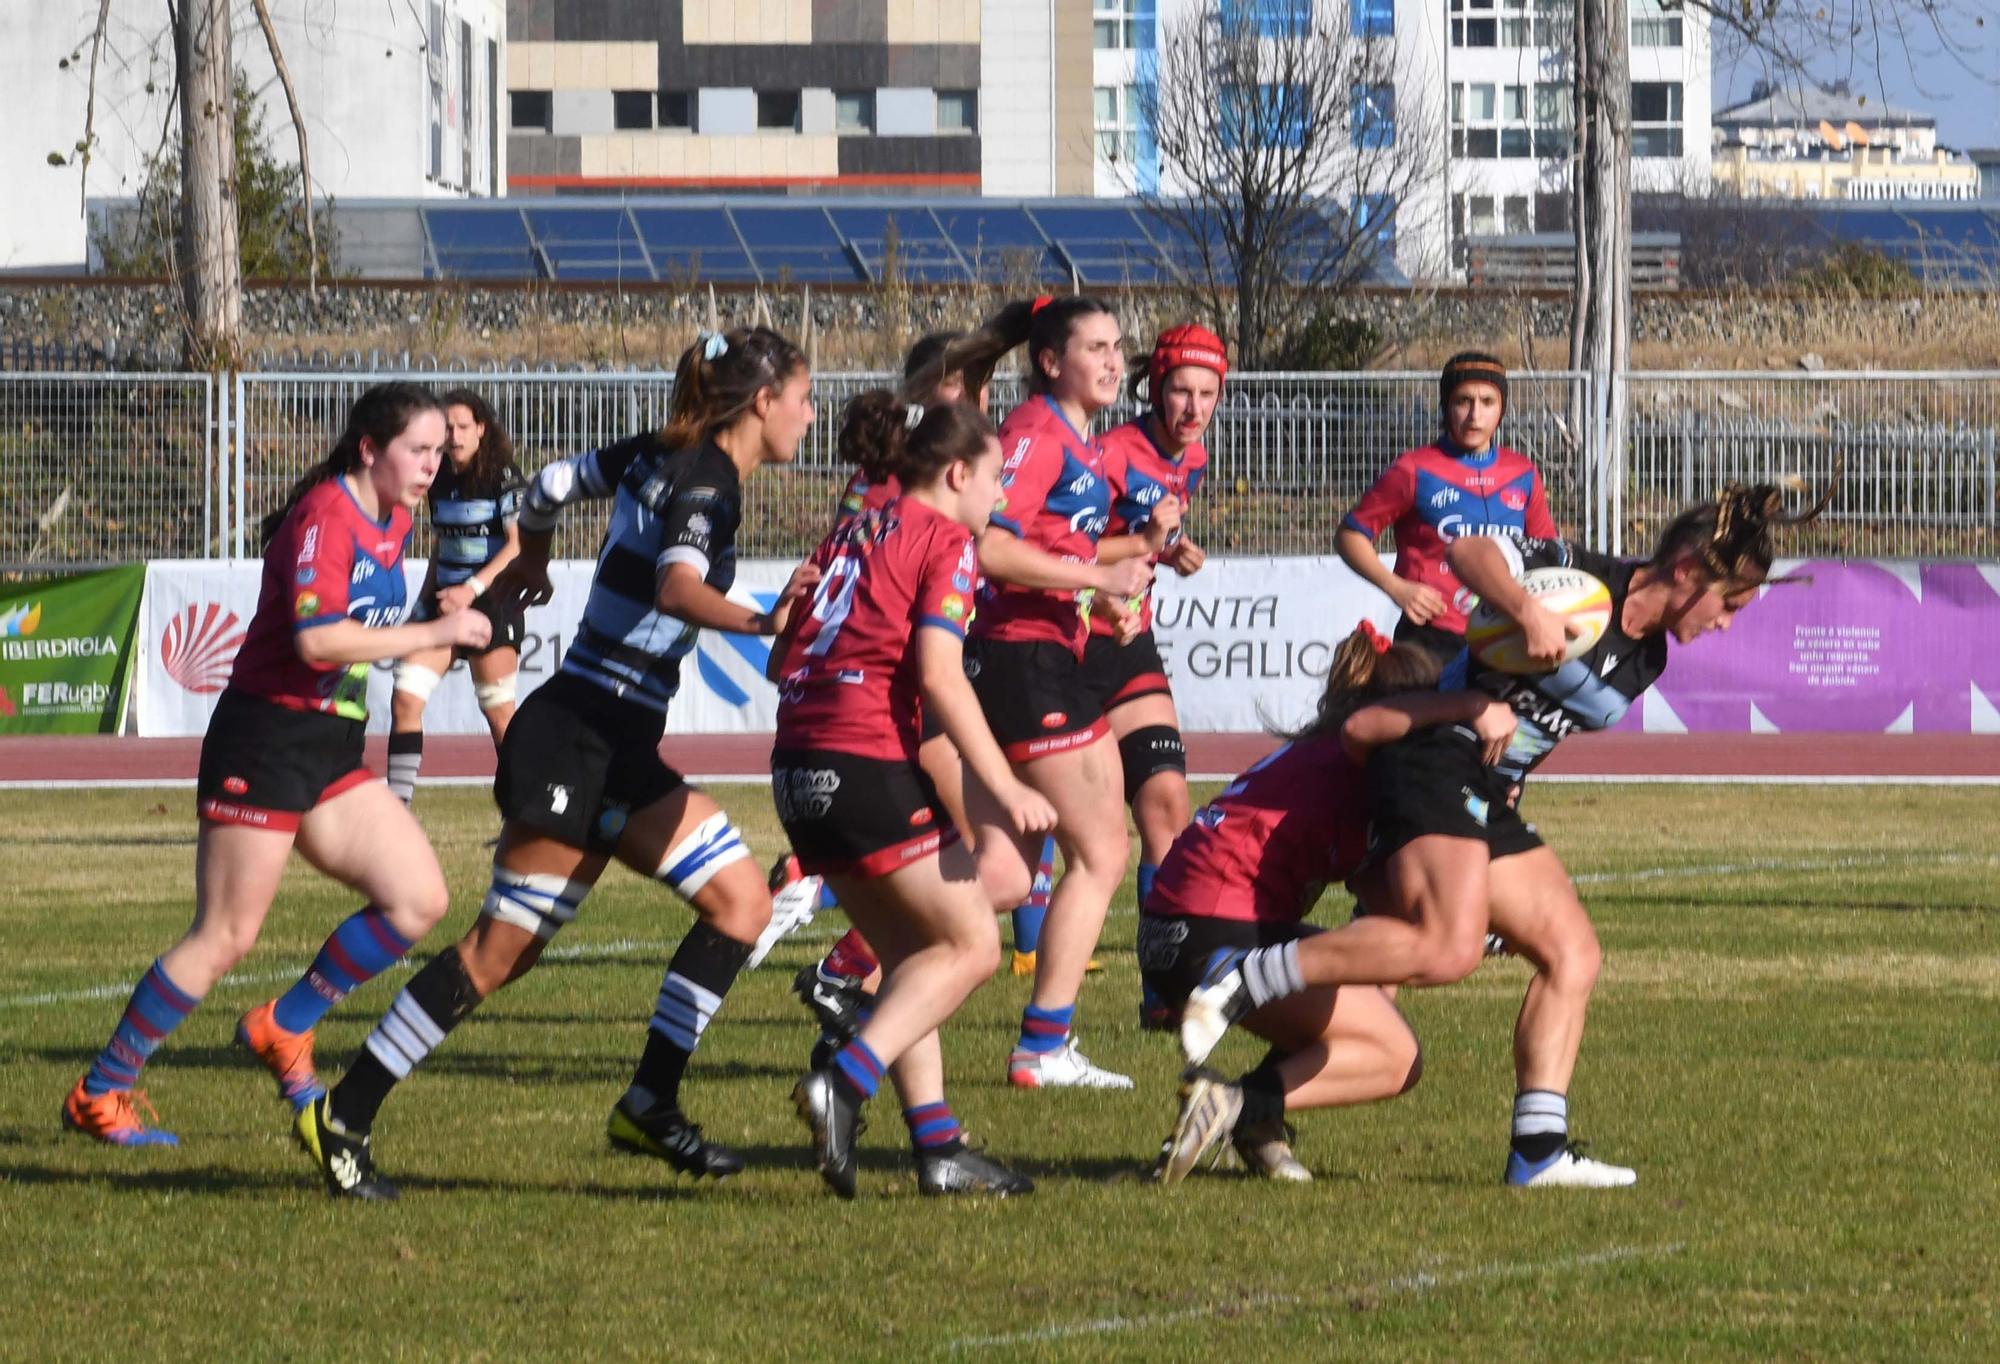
left=0, top=602, right=42, bottom=637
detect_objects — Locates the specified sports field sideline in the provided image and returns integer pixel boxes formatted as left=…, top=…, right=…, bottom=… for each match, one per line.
left=3, top=779, right=1994, bottom=1359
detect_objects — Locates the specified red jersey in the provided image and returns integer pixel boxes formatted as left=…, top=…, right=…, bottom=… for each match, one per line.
left=774, top=496, right=978, bottom=762
left=229, top=477, right=413, bottom=720
left=971, top=396, right=1112, bottom=654
left=1343, top=441, right=1556, bottom=635
left=1144, top=735, right=1370, bottom=925
left=836, top=468, right=899, bottom=526
left=1091, top=418, right=1209, bottom=637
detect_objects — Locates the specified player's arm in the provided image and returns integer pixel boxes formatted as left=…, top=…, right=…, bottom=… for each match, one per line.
left=1096, top=495, right=1183, bottom=564
left=1447, top=536, right=1576, bottom=666
left=495, top=443, right=637, bottom=607
left=1339, top=460, right=1442, bottom=624
left=1341, top=690, right=1517, bottom=767
left=296, top=614, right=488, bottom=666
left=975, top=526, right=1150, bottom=598
left=916, top=626, right=1055, bottom=837
left=658, top=559, right=820, bottom=638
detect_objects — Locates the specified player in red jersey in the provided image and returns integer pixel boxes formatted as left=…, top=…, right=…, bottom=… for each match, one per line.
left=1337, top=353, right=1559, bottom=662
left=1083, top=324, right=1224, bottom=992
left=63, top=384, right=491, bottom=1148
left=1142, top=623, right=1518, bottom=1184
left=779, top=393, right=1056, bottom=1198
left=962, top=295, right=1156, bottom=1090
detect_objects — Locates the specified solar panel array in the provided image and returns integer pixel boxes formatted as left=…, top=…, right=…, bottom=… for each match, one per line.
left=416, top=198, right=1404, bottom=287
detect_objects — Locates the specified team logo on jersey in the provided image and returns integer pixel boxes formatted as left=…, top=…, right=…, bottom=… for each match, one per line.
left=1429, top=487, right=1462, bottom=509
left=297, top=524, right=319, bottom=565
left=1500, top=488, right=1527, bottom=511
left=1040, top=711, right=1068, bottom=730
left=223, top=776, right=249, bottom=795
left=908, top=807, right=934, bottom=828
left=161, top=603, right=246, bottom=695
left=547, top=784, right=571, bottom=815
left=1194, top=805, right=1225, bottom=831
left=294, top=591, right=321, bottom=620
left=294, top=567, right=315, bottom=585
left=687, top=512, right=713, bottom=537
left=952, top=571, right=973, bottom=591
left=941, top=595, right=968, bottom=622
left=597, top=806, right=629, bottom=841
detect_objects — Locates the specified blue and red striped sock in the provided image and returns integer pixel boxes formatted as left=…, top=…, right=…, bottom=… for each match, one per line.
left=1011, top=835, right=1056, bottom=952
left=903, top=1101, right=964, bottom=1155
left=1017, top=1002, right=1074, bottom=1055
left=832, top=1037, right=885, bottom=1103
left=84, top=958, right=200, bottom=1095
left=271, top=906, right=415, bottom=1034
left=1136, top=861, right=1159, bottom=914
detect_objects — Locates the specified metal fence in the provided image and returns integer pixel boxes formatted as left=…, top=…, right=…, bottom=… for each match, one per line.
left=2, top=369, right=1994, bottom=570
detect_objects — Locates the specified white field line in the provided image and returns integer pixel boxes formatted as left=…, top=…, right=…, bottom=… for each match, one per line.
left=948, top=1241, right=1686, bottom=1352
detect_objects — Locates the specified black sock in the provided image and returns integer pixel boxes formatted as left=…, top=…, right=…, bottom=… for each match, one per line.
left=386, top=730, right=424, bottom=805
left=1236, top=1054, right=1288, bottom=1133
left=623, top=922, right=753, bottom=1115
left=330, top=947, right=482, bottom=1133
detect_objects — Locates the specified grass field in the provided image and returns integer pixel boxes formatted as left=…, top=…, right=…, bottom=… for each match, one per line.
left=3, top=782, right=1997, bottom=1362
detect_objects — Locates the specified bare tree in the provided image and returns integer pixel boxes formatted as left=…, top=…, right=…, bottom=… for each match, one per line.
left=177, top=0, right=241, bottom=370
left=1136, top=4, right=1437, bottom=368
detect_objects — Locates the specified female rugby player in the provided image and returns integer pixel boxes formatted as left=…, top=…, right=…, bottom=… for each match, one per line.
left=294, top=330, right=819, bottom=1199
left=64, top=383, right=490, bottom=1146
left=386, top=388, right=527, bottom=802
left=1181, top=479, right=1833, bottom=1187
left=778, top=393, right=1055, bottom=1198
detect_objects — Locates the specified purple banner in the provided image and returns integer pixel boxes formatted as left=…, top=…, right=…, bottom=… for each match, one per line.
left=1618, top=561, right=2000, bottom=734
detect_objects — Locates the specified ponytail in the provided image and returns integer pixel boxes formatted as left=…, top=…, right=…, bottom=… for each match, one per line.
left=1281, top=621, right=1443, bottom=741
left=902, top=300, right=1039, bottom=406
left=839, top=391, right=995, bottom=490
left=260, top=382, right=442, bottom=549
left=660, top=326, right=808, bottom=451
left=1646, top=470, right=1839, bottom=590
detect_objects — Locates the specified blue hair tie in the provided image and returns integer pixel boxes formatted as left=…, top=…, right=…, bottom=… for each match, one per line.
left=700, top=331, right=728, bottom=362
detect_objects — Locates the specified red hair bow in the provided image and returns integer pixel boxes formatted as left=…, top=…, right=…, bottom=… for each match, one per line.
left=1357, top=619, right=1392, bottom=654
left=1031, top=295, right=1055, bottom=315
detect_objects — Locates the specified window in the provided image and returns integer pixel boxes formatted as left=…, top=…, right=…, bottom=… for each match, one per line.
left=510, top=90, right=551, bottom=132
left=658, top=90, right=693, bottom=130
left=1095, top=84, right=1139, bottom=165
left=1503, top=195, right=1531, bottom=233
left=1451, top=82, right=1498, bottom=158
left=1632, top=80, right=1683, bottom=158
left=1220, top=0, right=1311, bottom=39
left=1223, top=82, right=1309, bottom=150
left=1350, top=84, right=1395, bottom=149
left=1352, top=0, right=1394, bottom=39
left=1449, top=0, right=1497, bottom=47
left=1500, top=84, right=1530, bottom=158
left=1352, top=192, right=1396, bottom=249
left=1094, top=0, right=1139, bottom=50
left=834, top=90, right=875, bottom=134
left=1533, top=81, right=1572, bottom=158
left=937, top=89, right=977, bottom=134
left=612, top=90, right=653, bottom=130
left=757, top=89, right=801, bottom=131
left=1631, top=0, right=1683, bottom=47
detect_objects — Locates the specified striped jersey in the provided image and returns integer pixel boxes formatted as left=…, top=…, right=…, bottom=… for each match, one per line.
left=521, top=432, right=742, bottom=715
left=426, top=456, right=526, bottom=588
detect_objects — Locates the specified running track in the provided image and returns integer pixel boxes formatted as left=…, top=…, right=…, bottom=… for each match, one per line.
left=4, top=732, right=1998, bottom=786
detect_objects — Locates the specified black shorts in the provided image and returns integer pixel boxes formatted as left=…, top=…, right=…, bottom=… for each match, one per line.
left=1364, top=730, right=1544, bottom=863
left=964, top=637, right=1108, bottom=763
left=1392, top=618, right=1469, bottom=667
left=772, top=747, right=954, bottom=879
left=1137, top=915, right=1320, bottom=1020
left=1080, top=630, right=1173, bottom=713
left=494, top=674, right=685, bottom=854
left=412, top=584, right=526, bottom=659
left=196, top=689, right=371, bottom=831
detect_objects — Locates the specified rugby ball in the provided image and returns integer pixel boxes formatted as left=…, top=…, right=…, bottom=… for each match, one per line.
left=1463, top=566, right=1612, bottom=675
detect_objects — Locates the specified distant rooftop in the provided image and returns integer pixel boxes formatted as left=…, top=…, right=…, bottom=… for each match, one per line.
left=1715, top=84, right=1932, bottom=131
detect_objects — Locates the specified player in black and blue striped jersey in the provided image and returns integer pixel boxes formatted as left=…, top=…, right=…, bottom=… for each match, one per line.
left=387, top=389, right=528, bottom=803
left=294, top=329, right=822, bottom=1200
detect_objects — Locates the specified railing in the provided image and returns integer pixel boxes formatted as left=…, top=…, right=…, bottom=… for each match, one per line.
left=2, top=369, right=1994, bottom=570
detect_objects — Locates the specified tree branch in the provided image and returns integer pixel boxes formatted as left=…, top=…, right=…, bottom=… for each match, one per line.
left=247, top=0, right=318, bottom=298
left=79, top=0, right=113, bottom=222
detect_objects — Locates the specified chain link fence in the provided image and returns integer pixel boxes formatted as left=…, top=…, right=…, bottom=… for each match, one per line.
left=2, top=369, right=1994, bottom=570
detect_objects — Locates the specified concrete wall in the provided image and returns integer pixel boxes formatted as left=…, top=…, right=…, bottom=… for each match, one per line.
left=978, top=1, right=1056, bottom=194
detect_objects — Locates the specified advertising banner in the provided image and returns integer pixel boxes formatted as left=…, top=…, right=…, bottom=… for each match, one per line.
left=0, top=566, right=145, bottom=735
left=1624, top=560, right=2000, bottom=734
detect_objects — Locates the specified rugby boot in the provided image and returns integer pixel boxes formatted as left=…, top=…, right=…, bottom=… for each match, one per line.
left=607, top=1097, right=745, bottom=1179
left=1232, top=1118, right=1312, bottom=1183
left=917, top=1145, right=1034, bottom=1198
left=295, top=1095, right=397, bottom=1201
left=1179, top=968, right=1254, bottom=1066
left=236, top=999, right=326, bottom=1110
left=1506, top=1140, right=1636, bottom=1188
left=792, top=1068, right=864, bottom=1199
left=62, top=1080, right=178, bottom=1148
left=1158, top=1068, right=1242, bottom=1186
left=1007, top=1037, right=1134, bottom=1090
left=750, top=855, right=823, bottom=970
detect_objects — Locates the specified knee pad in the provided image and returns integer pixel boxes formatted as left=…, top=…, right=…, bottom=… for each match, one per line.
left=654, top=811, right=752, bottom=901
left=1118, top=725, right=1186, bottom=804
left=474, top=673, right=517, bottom=709
left=393, top=662, right=444, bottom=702
left=480, top=865, right=591, bottom=941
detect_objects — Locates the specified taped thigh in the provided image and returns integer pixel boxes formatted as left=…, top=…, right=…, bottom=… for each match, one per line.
left=654, top=811, right=753, bottom=901
left=1118, top=724, right=1186, bottom=804
left=480, top=865, right=592, bottom=940
left=393, top=662, right=444, bottom=702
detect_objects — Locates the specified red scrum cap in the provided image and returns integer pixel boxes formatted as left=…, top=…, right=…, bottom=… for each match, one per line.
left=1149, top=323, right=1229, bottom=394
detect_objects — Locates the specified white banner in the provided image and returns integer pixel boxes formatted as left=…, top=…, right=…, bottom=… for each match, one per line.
left=136, top=559, right=800, bottom=738
left=135, top=557, right=1394, bottom=737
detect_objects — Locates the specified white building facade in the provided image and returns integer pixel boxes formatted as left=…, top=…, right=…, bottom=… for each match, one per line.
left=1084, top=0, right=1711, bottom=280
left=1, top=0, right=504, bottom=271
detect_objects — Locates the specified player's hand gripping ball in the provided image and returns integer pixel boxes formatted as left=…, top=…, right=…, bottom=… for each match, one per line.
left=1464, top=566, right=1612, bottom=674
